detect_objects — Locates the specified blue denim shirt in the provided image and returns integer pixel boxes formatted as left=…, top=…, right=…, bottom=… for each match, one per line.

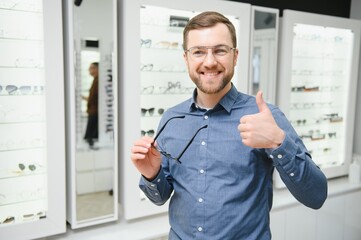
left=140, top=85, right=327, bottom=240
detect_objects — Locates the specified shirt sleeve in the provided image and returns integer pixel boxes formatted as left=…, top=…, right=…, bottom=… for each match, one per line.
left=266, top=107, right=328, bottom=209
left=139, top=166, right=173, bottom=206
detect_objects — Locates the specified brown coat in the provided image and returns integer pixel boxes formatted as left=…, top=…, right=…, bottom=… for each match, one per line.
left=87, top=77, right=98, bottom=116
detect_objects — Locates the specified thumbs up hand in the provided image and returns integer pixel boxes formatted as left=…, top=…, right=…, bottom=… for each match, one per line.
left=238, top=91, right=285, bottom=149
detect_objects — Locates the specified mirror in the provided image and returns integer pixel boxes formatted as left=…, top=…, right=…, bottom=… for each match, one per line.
left=65, top=0, right=118, bottom=228
left=249, top=6, right=279, bottom=104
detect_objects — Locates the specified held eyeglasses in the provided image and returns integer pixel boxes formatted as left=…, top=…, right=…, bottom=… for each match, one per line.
left=152, top=116, right=208, bottom=164
left=185, top=44, right=236, bottom=62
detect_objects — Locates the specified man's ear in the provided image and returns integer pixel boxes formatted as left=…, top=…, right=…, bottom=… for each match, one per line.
left=183, top=52, right=189, bottom=65
left=233, top=48, right=239, bottom=66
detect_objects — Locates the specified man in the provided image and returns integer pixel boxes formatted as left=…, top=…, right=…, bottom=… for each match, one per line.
left=131, top=11, right=327, bottom=240
left=83, top=62, right=99, bottom=148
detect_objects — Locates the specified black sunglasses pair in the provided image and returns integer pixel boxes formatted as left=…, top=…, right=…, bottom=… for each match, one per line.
left=151, top=116, right=208, bottom=164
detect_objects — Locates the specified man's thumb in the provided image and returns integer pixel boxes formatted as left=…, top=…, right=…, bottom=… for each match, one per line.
left=256, top=91, right=269, bottom=113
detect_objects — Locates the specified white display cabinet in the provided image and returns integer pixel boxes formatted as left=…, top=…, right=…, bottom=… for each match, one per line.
left=249, top=6, right=279, bottom=104
left=276, top=10, right=361, bottom=187
left=63, top=0, right=118, bottom=229
left=121, top=0, right=251, bottom=220
left=0, top=0, right=66, bottom=239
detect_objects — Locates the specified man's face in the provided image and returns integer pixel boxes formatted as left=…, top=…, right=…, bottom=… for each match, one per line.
left=183, top=23, right=238, bottom=95
left=89, top=64, right=98, bottom=77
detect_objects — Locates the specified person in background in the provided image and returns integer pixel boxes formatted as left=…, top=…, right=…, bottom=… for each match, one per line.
left=131, top=11, right=327, bottom=239
left=83, top=62, right=99, bottom=148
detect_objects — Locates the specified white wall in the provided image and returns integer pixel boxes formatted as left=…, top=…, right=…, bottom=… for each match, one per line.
left=351, top=0, right=361, bottom=155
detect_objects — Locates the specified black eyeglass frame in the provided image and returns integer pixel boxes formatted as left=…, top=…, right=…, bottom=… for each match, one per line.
left=152, top=115, right=208, bottom=164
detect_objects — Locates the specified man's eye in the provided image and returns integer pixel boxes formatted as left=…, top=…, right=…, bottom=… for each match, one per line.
left=192, top=49, right=206, bottom=56
left=214, top=48, right=228, bottom=55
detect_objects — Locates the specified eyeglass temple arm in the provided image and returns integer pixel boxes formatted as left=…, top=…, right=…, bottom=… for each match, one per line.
left=152, top=115, right=186, bottom=143
left=176, top=125, right=208, bottom=161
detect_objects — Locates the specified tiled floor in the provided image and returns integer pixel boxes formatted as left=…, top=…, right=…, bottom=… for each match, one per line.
left=76, top=191, right=114, bottom=221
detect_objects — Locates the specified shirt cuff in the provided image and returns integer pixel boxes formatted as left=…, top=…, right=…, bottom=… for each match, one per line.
left=265, top=134, right=298, bottom=167
left=140, top=167, right=166, bottom=188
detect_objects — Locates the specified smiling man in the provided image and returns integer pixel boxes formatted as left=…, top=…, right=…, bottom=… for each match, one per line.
left=131, top=11, right=327, bottom=240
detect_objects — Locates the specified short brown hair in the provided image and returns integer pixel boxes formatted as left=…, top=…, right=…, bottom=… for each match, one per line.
left=183, top=11, right=237, bottom=50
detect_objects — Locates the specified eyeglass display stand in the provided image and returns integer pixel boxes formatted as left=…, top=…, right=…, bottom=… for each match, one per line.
left=121, top=0, right=251, bottom=221
left=274, top=10, right=361, bottom=189
left=0, top=0, right=66, bottom=239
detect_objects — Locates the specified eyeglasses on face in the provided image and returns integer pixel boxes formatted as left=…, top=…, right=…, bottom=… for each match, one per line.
left=152, top=115, right=208, bottom=164
left=185, top=44, right=236, bottom=62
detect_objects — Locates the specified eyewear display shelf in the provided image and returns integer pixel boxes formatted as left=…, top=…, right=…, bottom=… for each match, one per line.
left=0, top=0, right=66, bottom=239
left=121, top=0, right=251, bottom=221
left=275, top=10, right=361, bottom=188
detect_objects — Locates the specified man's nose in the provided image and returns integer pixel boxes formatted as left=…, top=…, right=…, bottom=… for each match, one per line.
left=203, top=49, right=218, bottom=66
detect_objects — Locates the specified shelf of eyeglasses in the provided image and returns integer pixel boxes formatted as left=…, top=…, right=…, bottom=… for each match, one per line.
left=290, top=113, right=343, bottom=126
left=289, top=102, right=342, bottom=110
left=293, top=33, right=350, bottom=43
left=0, top=35, right=43, bottom=42
left=290, top=114, right=344, bottom=126
left=140, top=22, right=185, bottom=31
left=0, top=165, right=46, bottom=180
left=290, top=85, right=343, bottom=93
left=308, top=146, right=334, bottom=155
left=141, top=107, right=166, bottom=117
left=0, top=143, right=46, bottom=152
left=0, top=85, right=45, bottom=96
left=141, top=82, right=194, bottom=95
left=0, top=211, right=47, bottom=226
left=291, top=68, right=345, bottom=75
left=316, top=161, right=345, bottom=169
left=292, top=54, right=350, bottom=61
left=0, top=1, right=42, bottom=13
left=0, top=181, right=47, bottom=207
left=0, top=110, right=45, bottom=123
left=141, top=39, right=182, bottom=50
left=298, top=129, right=339, bottom=142
left=140, top=64, right=187, bottom=72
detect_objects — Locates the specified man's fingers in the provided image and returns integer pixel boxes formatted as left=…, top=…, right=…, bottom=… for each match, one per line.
left=256, top=91, right=270, bottom=113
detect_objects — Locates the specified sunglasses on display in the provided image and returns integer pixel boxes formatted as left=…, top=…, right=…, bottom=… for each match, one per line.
left=0, top=85, right=44, bottom=95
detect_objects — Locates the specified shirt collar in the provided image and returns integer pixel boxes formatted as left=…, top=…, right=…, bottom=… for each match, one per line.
left=189, top=84, right=238, bottom=113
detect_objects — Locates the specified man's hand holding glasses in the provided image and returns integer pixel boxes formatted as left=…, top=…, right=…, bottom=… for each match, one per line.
left=131, top=116, right=208, bottom=181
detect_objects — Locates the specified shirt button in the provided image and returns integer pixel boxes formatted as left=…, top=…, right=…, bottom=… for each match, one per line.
left=198, top=198, right=203, bottom=203
left=157, top=179, right=161, bottom=182
left=154, top=193, right=158, bottom=195
left=290, top=172, right=295, bottom=177
left=204, top=115, right=208, bottom=120
left=198, top=227, right=203, bottom=232
left=277, top=154, right=283, bottom=159
left=200, top=169, right=204, bottom=174
left=150, top=184, right=155, bottom=187
left=270, top=155, right=274, bottom=159
left=201, top=141, right=206, bottom=146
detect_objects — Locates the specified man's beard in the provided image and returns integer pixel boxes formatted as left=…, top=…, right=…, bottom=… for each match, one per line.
left=191, top=72, right=233, bottom=94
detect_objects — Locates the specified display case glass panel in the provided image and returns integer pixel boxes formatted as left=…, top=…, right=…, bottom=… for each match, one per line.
left=290, top=23, right=353, bottom=168
left=276, top=10, right=361, bottom=187
left=0, top=0, right=66, bottom=238
left=0, top=0, right=48, bottom=227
